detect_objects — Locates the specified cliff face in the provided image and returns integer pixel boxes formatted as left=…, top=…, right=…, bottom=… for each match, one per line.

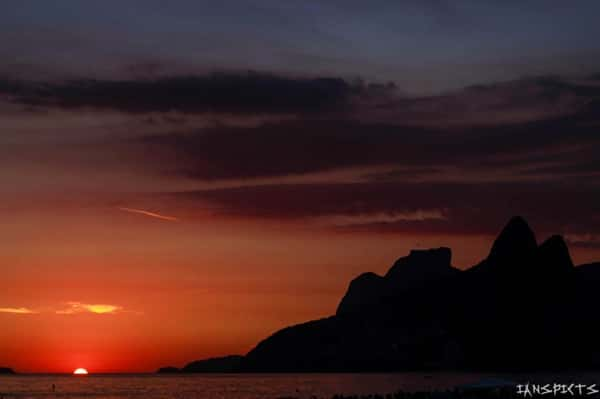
left=243, top=216, right=600, bottom=372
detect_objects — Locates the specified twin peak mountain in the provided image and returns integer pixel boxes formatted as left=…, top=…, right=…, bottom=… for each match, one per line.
left=163, top=216, right=600, bottom=373
left=337, top=216, right=574, bottom=316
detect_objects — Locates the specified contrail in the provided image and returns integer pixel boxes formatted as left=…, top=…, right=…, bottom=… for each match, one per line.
left=118, top=207, right=179, bottom=222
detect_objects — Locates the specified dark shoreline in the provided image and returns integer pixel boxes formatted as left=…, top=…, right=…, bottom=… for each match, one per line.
left=328, top=390, right=520, bottom=399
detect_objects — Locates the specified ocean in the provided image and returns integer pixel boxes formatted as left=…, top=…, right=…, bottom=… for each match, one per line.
left=1, top=372, right=599, bottom=399
left=0, top=373, right=498, bottom=398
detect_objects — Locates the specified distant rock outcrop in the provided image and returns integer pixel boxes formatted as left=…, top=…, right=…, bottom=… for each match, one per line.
left=183, top=355, right=243, bottom=373
left=157, top=366, right=180, bottom=373
left=0, top=367, right=15, bottom=374
left=241, top=216, right=600, bottom=371
left=157, top=355, right=244, bottom=374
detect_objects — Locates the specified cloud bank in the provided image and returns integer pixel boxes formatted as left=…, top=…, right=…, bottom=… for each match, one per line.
left=2, top=70, right=600, bottom=245
left=0, top=72, right=385, bottom=115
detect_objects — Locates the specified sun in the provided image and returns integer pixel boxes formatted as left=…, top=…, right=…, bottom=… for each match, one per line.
left=73, top=368, right=89, bottom=375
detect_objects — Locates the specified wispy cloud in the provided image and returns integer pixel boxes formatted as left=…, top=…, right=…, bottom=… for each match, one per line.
left=316, top=209, right=447, bottom=226
left=1, top=303, right=134, bottom=315
left=117, top=207, right=179, bottom=222
left=566, top=234, right=600, bottom=249
left=0, top=307, right=38, bottom=314
left=55, top=302, right=124, bottom=315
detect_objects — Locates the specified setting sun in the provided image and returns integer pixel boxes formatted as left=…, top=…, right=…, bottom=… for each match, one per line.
left=73, top=368, right=89, bottom=375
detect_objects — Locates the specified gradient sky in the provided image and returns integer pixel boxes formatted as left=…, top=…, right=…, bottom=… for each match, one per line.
left=2, top=1, right=600, bottom=373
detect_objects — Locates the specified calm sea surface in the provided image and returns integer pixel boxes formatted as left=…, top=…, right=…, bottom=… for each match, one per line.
left=1, top=373, right=599, bottom=399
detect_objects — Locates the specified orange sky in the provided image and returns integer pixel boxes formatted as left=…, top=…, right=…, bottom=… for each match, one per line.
left=2, top=193, right=598, bottom=372
left=0, top=200, right=483, bottom=372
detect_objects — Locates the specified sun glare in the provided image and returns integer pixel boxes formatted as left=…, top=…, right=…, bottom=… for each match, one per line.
left=73, top=368, right=88, bottom=375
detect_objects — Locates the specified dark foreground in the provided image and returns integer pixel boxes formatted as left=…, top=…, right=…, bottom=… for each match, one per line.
left=3, top=373, right=599, bottom=399
left=330, top=391, right=598, bottom=399
left=0, top=373, right=535, bottom=399
left=330, top=390, right=517, bottom=399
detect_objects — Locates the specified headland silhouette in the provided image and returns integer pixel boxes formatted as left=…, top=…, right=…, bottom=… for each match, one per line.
left=160, top=216, right=600, bottom=373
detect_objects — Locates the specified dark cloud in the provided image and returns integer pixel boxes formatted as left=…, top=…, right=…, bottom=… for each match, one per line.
left=130, top=74, right=600, bottom=241
left=114, top=73, right=600, bottom=182
left=4, top=70, right=600, bottom=239
left=3, top=68, right=600, bottom=242
left=177, top=182, right=472, bottom=220
left=139, top=120, right=433, bottom=180
left=138, top=108, right=600, bottom=181
left=5, top=71, right=598, bottom=125
left=174, top=180, right=600, bottom=238
left=0, top=72, right=386, bottom=114
left=363, top=75, right=600, bottom=127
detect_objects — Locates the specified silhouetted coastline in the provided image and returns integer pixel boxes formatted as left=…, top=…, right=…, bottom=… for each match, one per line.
left=157, top=355, right=243, bottom=373
left=162, top=217, right=600, bottom=373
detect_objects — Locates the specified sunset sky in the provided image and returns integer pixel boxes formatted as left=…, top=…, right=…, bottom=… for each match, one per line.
left=2, top=1, right=600, bottom=373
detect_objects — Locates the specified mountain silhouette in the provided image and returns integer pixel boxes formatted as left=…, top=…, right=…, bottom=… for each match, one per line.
left=337, top=247, right=459, bottom=315
left=157, top=355, right=243, bottom=373
left=238, top=216, right=600, bottom=371
left=487, top=216, right=537, bottom=265
left=156, top=366, right=180, bottom=373
left=182, top=355, right=243, bottom=373
left=163, top=217, right=600, bottom=372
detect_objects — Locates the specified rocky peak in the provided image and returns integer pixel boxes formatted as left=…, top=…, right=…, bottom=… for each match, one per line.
left=537, top=235, right=574, bottom=272
left=487, top=216, right=537, bottom=263
left=385, top=247, right=452, bottom=282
